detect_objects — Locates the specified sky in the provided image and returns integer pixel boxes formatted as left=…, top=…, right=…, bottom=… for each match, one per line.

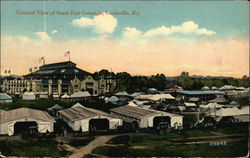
left=1, top=0, right=249, bottom=78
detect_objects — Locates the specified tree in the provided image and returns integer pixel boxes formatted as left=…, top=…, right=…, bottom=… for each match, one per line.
left=177, top=71, right=194, bottom=90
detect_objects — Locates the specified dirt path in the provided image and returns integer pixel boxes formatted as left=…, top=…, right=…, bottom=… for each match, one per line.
left=69, top=135, right=118, bottom=158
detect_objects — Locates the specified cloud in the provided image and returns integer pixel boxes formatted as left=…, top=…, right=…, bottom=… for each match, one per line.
left=17, top=36, right=30, bottom=43
left=71, top=13, right=117, bottom=34
left=36, top=31, right=51, bottom=41
left=1, top=35, right=248, bottom=78
left=144, top=21, right=216, bottom=37
left=122, top=27, right=142, bottom=40
left=51, top=30, right=58, bottom=34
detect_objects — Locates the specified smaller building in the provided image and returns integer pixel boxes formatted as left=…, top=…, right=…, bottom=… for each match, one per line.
left=58, top=103, right=122, bottom=132
left=0, top=93, right=13, bottom=104
left=110, top=105, right=183, bottom=129
left=0, top=108, right=55, bottom=136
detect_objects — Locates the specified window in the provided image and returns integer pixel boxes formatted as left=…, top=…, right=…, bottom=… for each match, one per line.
left=86, top=82, right=94, bottom=86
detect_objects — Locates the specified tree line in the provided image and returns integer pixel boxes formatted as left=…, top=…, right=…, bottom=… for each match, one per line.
left=94, top=70, right=249, bottom=92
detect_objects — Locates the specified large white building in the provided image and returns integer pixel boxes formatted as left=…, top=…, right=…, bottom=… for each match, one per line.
left=0, top=108, right=55, bottom=136
left=2, top=61, right=116, bottom=97
left=58, top=103, right=122, bottom=132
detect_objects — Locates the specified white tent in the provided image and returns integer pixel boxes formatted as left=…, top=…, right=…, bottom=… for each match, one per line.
left=0, top=93, right=12, bottom=104
left=61, top=93, right=70, bottom=98
left=22, top=92, right=36, bottom=100
left=115, top=91, right=129, bottom=96
left=105, top=96, right=119, bottom=103
left=184, top=102, right=197, bottom=107
left=71, top=91, right=91, bottom=98
left=127, top=101, right=138, bottom=107
left=210, top=107, right=241, bottom=117
left=200, top=102, right=222, bottom=109
left=201, top=86, right=210, bottom=91
left=130, top=92, right=144, bottom=97
left=148, top=94, right=175, bottom=101
left=135, top=94, right=153, bottom=100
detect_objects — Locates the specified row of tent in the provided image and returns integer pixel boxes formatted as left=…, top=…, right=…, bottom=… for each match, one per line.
left=201, top=85, right=249, bottom=91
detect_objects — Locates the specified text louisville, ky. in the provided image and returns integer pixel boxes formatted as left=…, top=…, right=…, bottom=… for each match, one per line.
left=16, top=10, right=140, bottom=16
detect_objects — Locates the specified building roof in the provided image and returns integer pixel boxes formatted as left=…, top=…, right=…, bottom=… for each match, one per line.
left=61, top=93, right=70, bottom=98
left=0, top=93, right=12, bottom=100
left=0, top=108, right=55, bottom=123
left=110, top=105, right=182, bottom=119
left=178, top=90, right=224, bottom=95
left=24, top=61, right=91, bottom=80
left=58, top=103, right=115, bottom=121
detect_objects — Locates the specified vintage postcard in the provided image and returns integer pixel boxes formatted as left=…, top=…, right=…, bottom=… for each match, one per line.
left=0, top=0, right=249, bottom=157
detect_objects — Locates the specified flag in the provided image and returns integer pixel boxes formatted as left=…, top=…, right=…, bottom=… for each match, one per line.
left=39, top=56, right=45, bottom=63
left=64, top=51, right=70, bottom=57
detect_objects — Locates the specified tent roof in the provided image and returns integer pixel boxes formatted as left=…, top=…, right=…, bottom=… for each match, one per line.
left=115, top=91, right=129, bottom=96
left=22, top=92, right=35, bottom=96
left=0, top=93, right=12, bottom=100
left=200, top=103, right=222, bottom=109
left=70, top=91, right=91, bottom=98
left=184, top=102, right=197, bottom=107
left=188, top=97, right=199, bottom=102
left=148, top=94, right=175, bottom=101
left=229, top=101, right=239, bottom=105
left=202, top=86, right=210, bottom=90
left=0, top=108, right=55, bottom=123
left=47, top=104, right=63, bottom=111
left=110, top=105, right=182, bottom=119
left=58, top=103, right=117, bottom=121
left=210, top=107, right=241, bottom=117
left=61, top=93, right=70, bottom=98
left=127, top=101, right=138, bottom=107
left=208, top=97, right=227, bottom=103
left=130, top=92, right=144, bottom=97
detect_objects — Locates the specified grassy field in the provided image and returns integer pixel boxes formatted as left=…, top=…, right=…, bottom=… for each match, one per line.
left=0, top=140, right=70, bottom=158
left=93, top=125, right=249, bottom=157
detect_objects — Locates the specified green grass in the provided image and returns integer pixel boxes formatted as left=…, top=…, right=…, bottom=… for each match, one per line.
left=96, top=125, right=249, bottom=157
left=93, top=140, right=248, bottom=157
left=0, top=140, right=69, bottom=158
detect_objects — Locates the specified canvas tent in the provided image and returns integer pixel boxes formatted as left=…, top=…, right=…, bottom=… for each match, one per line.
left=61, top=93, right=70, bottom=98
left=105, top=96, right=119, bottom=103
left=202, top=86, right=210, bottom=91
left=58, top=103, right=122, bottom=132
left=208, top=97, right=227, bottom=103
left=110, top=105, right=183, bottom=129
left=0, top=93, right=13, bottom=104
left=148, top=94, right=175, bottom=101
left=115, top=91, right=129, bottom=96
left=200, top=103, right=222, bottom=109
left=0, top=108, right=55, bottom=136
left=22, top=92, right=36, bottom=100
